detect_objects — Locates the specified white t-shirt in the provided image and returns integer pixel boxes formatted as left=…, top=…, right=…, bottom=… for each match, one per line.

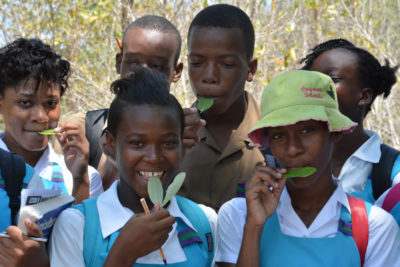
left=216, top=184, right=400, bottom=266
left=0, top=132, right=103, bottom=197
left=49, top=180, right=218, bottom=266
left=338, top=130, right=400, bottom=193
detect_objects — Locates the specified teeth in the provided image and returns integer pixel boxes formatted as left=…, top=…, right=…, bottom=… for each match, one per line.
left=139, top=171, right=163, bottom=179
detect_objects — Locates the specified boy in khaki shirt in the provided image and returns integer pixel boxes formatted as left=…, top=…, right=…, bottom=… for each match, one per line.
left=179, top=4, right=264, bottom=210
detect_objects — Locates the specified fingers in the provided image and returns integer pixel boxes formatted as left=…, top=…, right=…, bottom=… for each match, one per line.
left=25, top=220, right=43, bottom=238
left=246, top=166, right=287, bottom=195
left=5, top=226, right=26, bottom=245
left=183, top=107, right=206, bottom=147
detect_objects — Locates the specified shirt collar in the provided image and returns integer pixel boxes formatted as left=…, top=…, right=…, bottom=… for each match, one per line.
left=97, top=181, right=197, bottom=238
left=351, top=130, right=381, bottom=163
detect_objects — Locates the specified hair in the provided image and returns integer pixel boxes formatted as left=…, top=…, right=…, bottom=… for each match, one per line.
left=0, top=38, right=70, bottom=96
left=301, top=38, right=398, bottom=114
left=188, top=4, right=255, bottom=61
left=107, top=65, right=184, bottom=137
left=123, top=15, right=182, bottom=65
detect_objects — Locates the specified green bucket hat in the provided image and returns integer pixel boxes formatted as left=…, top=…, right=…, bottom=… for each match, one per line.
left=248, top=70, right=357, bottom=149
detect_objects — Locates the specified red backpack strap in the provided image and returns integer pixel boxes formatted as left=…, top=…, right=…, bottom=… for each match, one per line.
left=347, top=193, right=369, bottom=266
left=382, top=183, right=400, bottom=212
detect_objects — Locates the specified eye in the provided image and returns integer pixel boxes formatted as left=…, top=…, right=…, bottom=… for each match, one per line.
left=331, top=77, right=342, bottom=84
left=300, top=127, right=314, bottom=134
left=129, top=140, right=144, bottom=147
left=163, top=140, right=178, bottom=148
left=271, top=133, right=285, bottom=140
left=222, top=62, right=236, bottom=68
left=18, top=100, right=31, bottom=108
left=47, top=100, right=59, bottom=108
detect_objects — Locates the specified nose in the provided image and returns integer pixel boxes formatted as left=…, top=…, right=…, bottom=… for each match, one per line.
left=144, top=145, right=164, bottom=163
left=286, top=134, right=304, bottom=158
left=202, top=62, right=218, bottom=84
left=31, top=105, right=49, bottom=124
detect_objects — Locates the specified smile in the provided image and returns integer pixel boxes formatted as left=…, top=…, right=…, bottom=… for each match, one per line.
left=138, top=171, right=165, bottom=181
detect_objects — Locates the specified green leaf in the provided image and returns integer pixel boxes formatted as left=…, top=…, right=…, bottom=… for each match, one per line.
left=282, top=167, right=316, bottom=179
left=148, top=176, right=164, bottom=205
left=197, top=97, right=214, bottom=113
left=162, top=172, right=186, bottom=207
left=38, top=129, right=58, bottom=135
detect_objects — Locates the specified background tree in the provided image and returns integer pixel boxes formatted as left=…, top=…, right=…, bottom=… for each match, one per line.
left=1, top=0, right=399, bottom=148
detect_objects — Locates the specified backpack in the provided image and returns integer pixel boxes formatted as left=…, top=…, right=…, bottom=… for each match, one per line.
left=371, top=144, right=400, bottom=200
left=0, top=148, right=26, bottom=224
left=85, top=108, right=109, bottom=169
left=75, top=195, right=214, bottom=267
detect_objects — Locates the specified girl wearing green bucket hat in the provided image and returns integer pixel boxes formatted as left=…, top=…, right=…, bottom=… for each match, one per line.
left=216, top=70, right=400, bottom=267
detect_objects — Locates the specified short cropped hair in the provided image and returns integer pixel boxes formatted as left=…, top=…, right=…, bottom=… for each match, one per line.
left=0, top=38, right=70, bottom=96
left=107, top=65, right=184, bottom=137
left=123, top=15, right=182, bottom=64
left=188, top=4, right=255, bottom=60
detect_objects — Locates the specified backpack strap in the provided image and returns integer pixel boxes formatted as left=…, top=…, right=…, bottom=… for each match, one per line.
left=382, top=182, right=400, bottom=213
left=371, top=144, right=400, bottom=200
left=73, top=197, right=109, bottom=267
left=175, top=196, right=214, bottom=267
left=0, top=148, right=26, bottom=225
left=85, top=109, right=109, bottom=169
left=347, top=193, right=369, bottom=267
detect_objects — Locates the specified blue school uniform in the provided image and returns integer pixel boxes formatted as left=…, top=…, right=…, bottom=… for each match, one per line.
left=73, top=195, right=214, bottom=267
left=259, top=202, right=372, bottom=267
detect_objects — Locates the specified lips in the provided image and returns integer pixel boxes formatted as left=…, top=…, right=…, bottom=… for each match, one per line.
left=138, top=171, right=165, bottom=182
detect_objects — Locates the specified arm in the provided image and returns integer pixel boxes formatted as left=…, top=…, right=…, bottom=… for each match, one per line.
left=104, top=204, right=175, bottom=267
left=0, top=220, right=49, bottom=267
left=56, top=124, right=90, bottom=203
left=236, top=166, right=287, bottom=267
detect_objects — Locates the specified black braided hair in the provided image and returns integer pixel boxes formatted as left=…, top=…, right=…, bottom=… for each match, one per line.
left=301, top=38, right=398, bottom=114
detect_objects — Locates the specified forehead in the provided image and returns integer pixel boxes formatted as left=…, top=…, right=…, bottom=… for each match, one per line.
left=123, top=28, right=178, bottom=61
left=311, top=48, right=358, bottom=73
left=5, top=78, right=60, bottom=96
left=188, top=26, right=246, bottom=58
left=119, top=103, right=180, bottom=131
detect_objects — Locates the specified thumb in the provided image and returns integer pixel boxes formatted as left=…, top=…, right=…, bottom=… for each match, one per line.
left=151, top=202, right=161, bottom=213
left=25, top=219, right=43, bottom=238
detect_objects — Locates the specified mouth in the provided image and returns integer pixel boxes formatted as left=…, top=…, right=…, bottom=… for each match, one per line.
left=138, top=171, right=165, bottom=182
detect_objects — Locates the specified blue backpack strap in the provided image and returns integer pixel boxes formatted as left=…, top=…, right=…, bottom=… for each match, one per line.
left=175, top=196, right=214, bottom=266
left=72, top=196, right=109, bottom=267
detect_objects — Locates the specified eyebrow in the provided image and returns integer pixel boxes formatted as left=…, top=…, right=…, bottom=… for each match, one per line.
left=124, top=52, right=169, bottom=62
left=126, top=132, right=179, bottom=138
left=188, top=52, right=239, bottom=59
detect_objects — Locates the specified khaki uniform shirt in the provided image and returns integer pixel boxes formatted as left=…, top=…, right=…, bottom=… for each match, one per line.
left=179, top=92, right=264, bottom=210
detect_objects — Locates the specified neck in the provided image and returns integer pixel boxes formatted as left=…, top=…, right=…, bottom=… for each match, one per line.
left=2, top=133, right=44, bottom=167
left=202, top=92, right=247, bottom=128
left=117, top=180, right=153, bottom=214
left=332, top=125, right=369, bottom=176
left=287, top=167, right=337, bottom=227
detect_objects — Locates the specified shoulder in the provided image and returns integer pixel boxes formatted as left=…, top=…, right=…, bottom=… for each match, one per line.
left=218, top=198, right=247, bottom=230
left=368, top=205, right=399, bottom=236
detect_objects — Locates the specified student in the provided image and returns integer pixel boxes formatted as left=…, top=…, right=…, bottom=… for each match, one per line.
left=49, top=66, right=217, bottom=267
left=0, top=38, right=100, bottom=267
left=301, top=39, right=400, bottom=203
left=0, top=38, right=102, bottom=200
left=216, top=70, right=400, bottom=267
left=55, top=15, right=204, bottom=190
left=179, top=4, right=264, bottom=211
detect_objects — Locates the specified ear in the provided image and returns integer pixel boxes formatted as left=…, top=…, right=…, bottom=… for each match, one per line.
left=115, top=52, right=123, bottom=75
left=247, top=58, right=258, bottom=82
left=172, top=62, right=184, bottom=83
left=358, top=87, right=372, bottom=106
left=103, top=131, right=117, bottom=160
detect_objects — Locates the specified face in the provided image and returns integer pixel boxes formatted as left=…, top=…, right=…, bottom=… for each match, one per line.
left=188, top=27, right=257, bottom=115
left=0, top=78, right=60, bottom=152
left=107, top=104, right=183, bottom=199
left=309, top=48, right=367, bottom=123
left=118, top=28, right=182, bottom=84
left=267, top=120, right=335, bottom=189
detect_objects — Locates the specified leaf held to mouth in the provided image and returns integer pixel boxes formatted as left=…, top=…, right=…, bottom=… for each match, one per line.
left=197, top=97, right=214, bottom=113
left=162, top=172, right=186, bottom=207
left=38, top=129, right=58, bottom=135
left=148, top=176, right=164, bottom=205
left=282, top=167, right=317, bottom=179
